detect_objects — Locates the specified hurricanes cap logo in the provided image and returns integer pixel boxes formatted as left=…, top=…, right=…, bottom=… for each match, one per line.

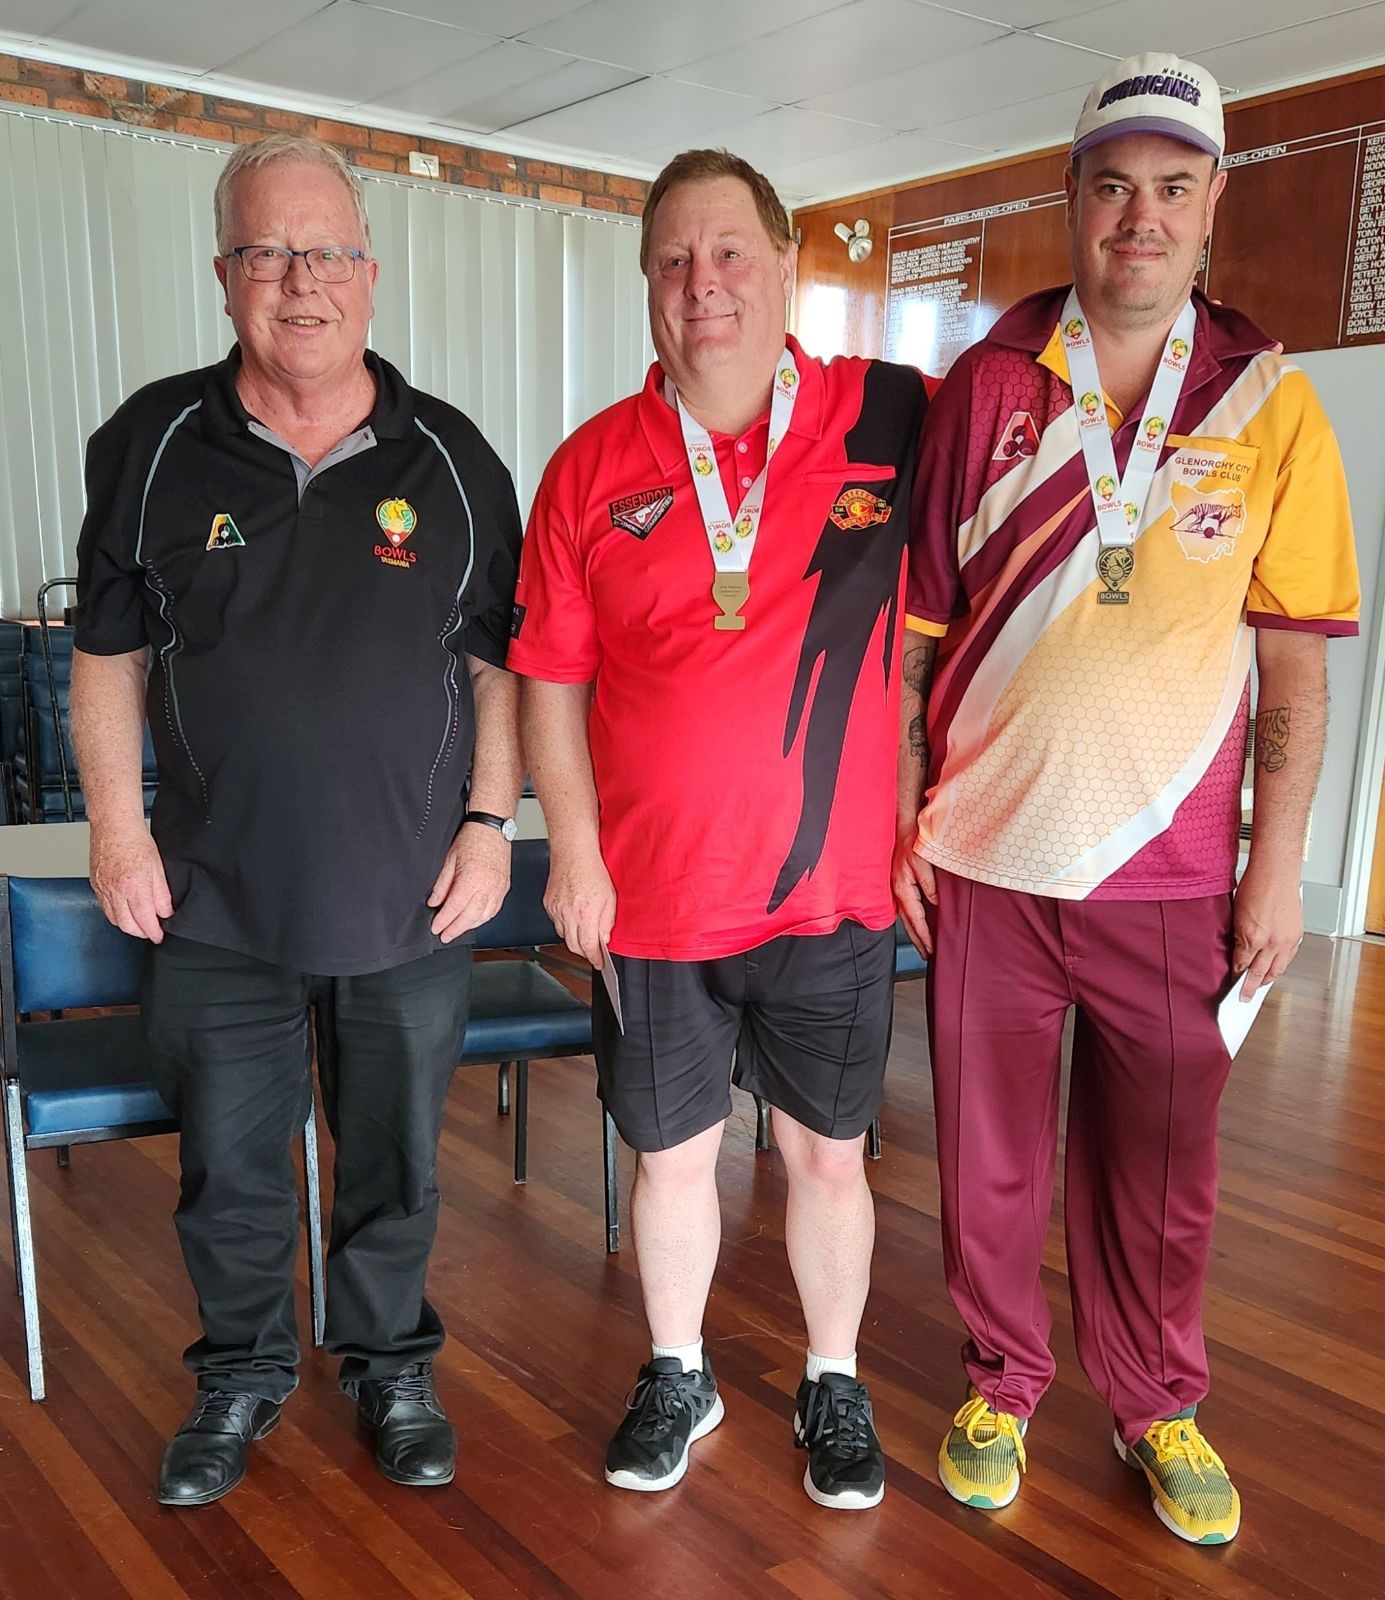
left=1098, top=70, right=1201, bottom=110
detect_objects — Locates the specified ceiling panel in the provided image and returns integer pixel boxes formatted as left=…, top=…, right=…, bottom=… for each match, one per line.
left=221, top=1, right=501, bottom=103
left=773, top=130, right=990, bottom=200
left=1197, top=4, right=1385, bottom=93
left=804, top=30, right=1108, bottom=131
left=1035, top=0, right=1382, bottom=59
left=505, top=75, right=774, bottom=155
left=928, top=0, right=1112, bottom=23
left=671, top=0, right=1004, bottom=102
left=0, top=0, right=84, bottom=39
left=45, top=0, right=328, bottom=73
left=637, top=105, right=890, bottom=172
left=374, top=39, right=637, bottom=128
left=516, top=0, right=845, bottom=76
left=926, top=80, right=1088, bottom=151
left=359, top=0, right=589, bottom=35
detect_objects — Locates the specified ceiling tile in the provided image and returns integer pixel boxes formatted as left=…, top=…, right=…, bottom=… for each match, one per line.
left=671, top=0, right=1004, bottom=101
left=375, top=39, right=637, bottom=128
left=0, top=1, right=85, bottom=39
left=923, top=0, right=1108, bottom=23
left=773, top=130, right=990, bottom=200
left=637, top=105, right=890, bottom=172
left=357, top=0, right=589, bottom=34
left=45, top=0, right=324, bottom=71
left=1034, top=0, right=1380, bottom=58
left=804, top=30, right=1108, bottom=131
left=1197, top=4, right=1385, bottom=94
left=925, top=81, right=1087, bottom=150
left=506, top=75, right=774, bottom=156
left=516, top=0, right=844, bottom=75
left=221, top=0, right=500, bottom=103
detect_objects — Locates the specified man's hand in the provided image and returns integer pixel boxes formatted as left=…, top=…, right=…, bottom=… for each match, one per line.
left=429, top=824, right=511, bottom=942
left=1231, top=860, right=1303, bottom=999
left=891, top=832, right=936, bottom=957
left=544, top=850, right=617, bottom=968
left=90, top=826, right=173, bottom=943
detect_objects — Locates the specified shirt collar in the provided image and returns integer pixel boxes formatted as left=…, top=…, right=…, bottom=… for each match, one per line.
left=201, top=346, right=415, bottom=440
left=995, top=284, right=1277, bottom=393
left=635, top=331, right=824, bottom=474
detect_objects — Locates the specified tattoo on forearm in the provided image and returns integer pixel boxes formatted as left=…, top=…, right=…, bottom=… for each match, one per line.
left=1255, top=706, right=1291, bottom=773
left=903, top=637, right=938, bottom=694
left=909, top=713, right=927, bottom=762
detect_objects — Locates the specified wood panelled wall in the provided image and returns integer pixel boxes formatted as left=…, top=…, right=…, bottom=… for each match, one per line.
left=793, top=63, right=1385, bottom=368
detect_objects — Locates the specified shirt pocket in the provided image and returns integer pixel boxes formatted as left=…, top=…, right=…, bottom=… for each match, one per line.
left=803, top=464, right=898, bottom=485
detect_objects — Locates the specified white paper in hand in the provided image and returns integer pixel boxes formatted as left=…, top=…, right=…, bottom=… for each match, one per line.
left=598, top=938, right=624, bottom=1035
left=1217, top=972, right=1273, bottom=1060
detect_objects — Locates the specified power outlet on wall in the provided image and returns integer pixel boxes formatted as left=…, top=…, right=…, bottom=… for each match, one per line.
left=408, top=151, right=440, bottom=179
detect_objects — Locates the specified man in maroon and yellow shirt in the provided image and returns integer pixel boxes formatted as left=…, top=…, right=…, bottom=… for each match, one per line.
left=510, top=150, right=927, bottom=1508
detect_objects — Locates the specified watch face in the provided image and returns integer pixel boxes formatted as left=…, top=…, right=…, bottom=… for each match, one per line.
left=501, top=818, right=518, bottom=842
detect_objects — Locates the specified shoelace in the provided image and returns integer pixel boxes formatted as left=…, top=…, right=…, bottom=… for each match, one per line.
left=193, top=1391, right=247, bottom=1421
left=954, top=1393, right=1028, bottom=1473
left=1144, top=1419, right=1226, bottom=1481
left=624, top=1368, right=704, bottom=1438
left=799, top=1380, right=872, bottom=1459
left=374, top=1366, right=442, bottom=1411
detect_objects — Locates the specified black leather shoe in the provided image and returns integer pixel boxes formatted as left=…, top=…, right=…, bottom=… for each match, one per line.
left=157, top=1391, right=281, bottom=1507
left=356, top=1362, right=455, bottom=1486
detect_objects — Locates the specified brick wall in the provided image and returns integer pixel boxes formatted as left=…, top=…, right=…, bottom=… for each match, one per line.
left=0, top=52, right=649, bottom=215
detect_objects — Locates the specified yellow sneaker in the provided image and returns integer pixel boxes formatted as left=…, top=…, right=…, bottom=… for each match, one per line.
left=938, top=1387, right=1028, bottom=1508
left=1115, top=1415, right=1241, bottom=1544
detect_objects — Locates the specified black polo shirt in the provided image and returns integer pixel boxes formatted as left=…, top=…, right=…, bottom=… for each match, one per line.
left=75, top=348, right=521, bottom=975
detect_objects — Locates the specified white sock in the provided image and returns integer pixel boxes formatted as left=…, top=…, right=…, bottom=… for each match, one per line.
left=652, top=1337, right=704, bottom=1374
left=806, top=1350, right=857, bottom=1383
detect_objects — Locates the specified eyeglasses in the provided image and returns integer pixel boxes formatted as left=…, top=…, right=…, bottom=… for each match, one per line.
left=227, top=245, right=367, bottom=283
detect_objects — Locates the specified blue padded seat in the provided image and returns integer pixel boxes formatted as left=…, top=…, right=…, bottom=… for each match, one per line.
left=9, top=877, right=145, bottom=1012
left=18, top=1013, right=173, bottom=1138
left=460, top=961, right=591, bottom=1064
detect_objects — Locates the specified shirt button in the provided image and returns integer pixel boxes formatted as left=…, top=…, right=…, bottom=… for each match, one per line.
left=740, top=475, right=753, bottom=488
left=736, top=441, right=748, bottom=454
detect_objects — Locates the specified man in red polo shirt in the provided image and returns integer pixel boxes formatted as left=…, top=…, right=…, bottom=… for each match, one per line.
left=510, top=149, right=927, bottom=1508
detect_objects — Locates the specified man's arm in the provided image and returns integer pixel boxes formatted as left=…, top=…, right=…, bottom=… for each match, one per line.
left=892, top=632, right=939, bottom=956
left=519, top=675, right=615, bottom=968
left=1233, top=629, right=1328, bottom=997
left=427, top=657, right=523, bottom=942
left=70, top=646, right=172, bottom=941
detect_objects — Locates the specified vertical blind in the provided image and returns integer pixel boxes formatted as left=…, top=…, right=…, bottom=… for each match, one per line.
left=0, top=106, right=652, bottom=619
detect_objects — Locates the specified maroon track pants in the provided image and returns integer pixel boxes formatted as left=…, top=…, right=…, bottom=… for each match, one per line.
left=925, top=869, right=1235, bottom=1444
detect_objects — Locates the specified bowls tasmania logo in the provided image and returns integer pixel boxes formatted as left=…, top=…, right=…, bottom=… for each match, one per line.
left=375, top=498, right=417, bottom=546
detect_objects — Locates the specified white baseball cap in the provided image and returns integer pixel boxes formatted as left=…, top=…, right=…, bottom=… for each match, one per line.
left=1072, top=52, right=1225, bottom=164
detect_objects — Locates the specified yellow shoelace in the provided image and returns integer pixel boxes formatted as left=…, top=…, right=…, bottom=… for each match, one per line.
left=953, top=1393, right=1028, bottom=1473
left=1144, top=1419, right=1227, bottom=1481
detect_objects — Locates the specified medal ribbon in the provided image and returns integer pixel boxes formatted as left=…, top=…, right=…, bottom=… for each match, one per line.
left=667, top=346, right=800, bottom=576
left=1061, top=289, right=1196, bottom=548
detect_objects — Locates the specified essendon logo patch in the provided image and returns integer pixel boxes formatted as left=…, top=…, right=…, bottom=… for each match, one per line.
left=610, top=486, right=675, bottom=539
left=829, top=488, right=892, bottom=531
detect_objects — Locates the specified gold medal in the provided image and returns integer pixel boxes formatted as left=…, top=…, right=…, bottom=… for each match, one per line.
left=712, top=571, right=749, bottom=631
left=1096, top=544, right=1134, bottom=605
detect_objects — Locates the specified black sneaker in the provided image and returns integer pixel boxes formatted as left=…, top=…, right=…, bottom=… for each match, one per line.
left=604, top=1356, right=724, bottom=1491
left=794, top=1372, right=886, bottom=1509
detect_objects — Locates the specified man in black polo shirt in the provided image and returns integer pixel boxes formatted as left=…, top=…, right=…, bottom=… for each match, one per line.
left=70, top=135, right=523, bottom=1506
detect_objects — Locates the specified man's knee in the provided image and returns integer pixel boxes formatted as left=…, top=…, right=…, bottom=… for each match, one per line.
left=774, top=1116, right=867, bottom=1190
left=634, top=1121, right=725, bottom=1191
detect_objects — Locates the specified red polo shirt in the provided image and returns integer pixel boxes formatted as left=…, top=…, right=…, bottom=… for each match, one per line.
left=509, top=337, right=929, bottom=959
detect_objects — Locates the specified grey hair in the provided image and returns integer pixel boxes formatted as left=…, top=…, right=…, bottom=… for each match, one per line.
left=213, top=134, right=373, bottom=254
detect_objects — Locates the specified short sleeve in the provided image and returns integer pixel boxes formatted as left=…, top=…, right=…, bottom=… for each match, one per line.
left=461, top=439, right=523, bottom=669
left=506, top=476, right=600, bottom=683
left=1246, top=376, right=1360, bottom=637
left=73, top=416, right=149, bottom=655
left=906, top=359, right=970, bottom=638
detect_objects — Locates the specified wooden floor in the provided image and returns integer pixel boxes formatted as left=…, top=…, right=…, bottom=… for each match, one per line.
left=2, top=934, right=1383, bottom=1600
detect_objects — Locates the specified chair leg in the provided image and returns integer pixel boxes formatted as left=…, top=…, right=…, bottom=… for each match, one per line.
left=497, top=1062, right=511, bottom=1116
left=603, top=1109, right=620, bottom=1254
left=5, top=1083, right=44, bottom=1400
left=867, top=1116, right=882, bottom=1161
left=513, top=1062, right=528, bottom=1185
left=55, top=1146, right=70, bottom=1170
left=302, top=1102, right=326, bottom=1350
left=755, top=1094, right=772, bottom=1152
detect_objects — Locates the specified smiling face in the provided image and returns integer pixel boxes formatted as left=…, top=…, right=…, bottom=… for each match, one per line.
left=643, top=175, right=796, bottom=397
left=213, top=158, right=377, bottom=395
left=1065, top=132, right=1226, bottom=331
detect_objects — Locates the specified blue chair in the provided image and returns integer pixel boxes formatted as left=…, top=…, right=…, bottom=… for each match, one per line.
left=461, top=839, right=618, bottom=1251
left=0, top=877, right=326, bottom=1401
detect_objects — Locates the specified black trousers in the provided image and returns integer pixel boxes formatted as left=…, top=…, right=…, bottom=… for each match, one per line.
left=143, top=934, right=472, bottom=1404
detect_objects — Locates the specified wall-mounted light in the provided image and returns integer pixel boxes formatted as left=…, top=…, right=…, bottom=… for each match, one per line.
left=833, top=218, right=873, bottom=263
